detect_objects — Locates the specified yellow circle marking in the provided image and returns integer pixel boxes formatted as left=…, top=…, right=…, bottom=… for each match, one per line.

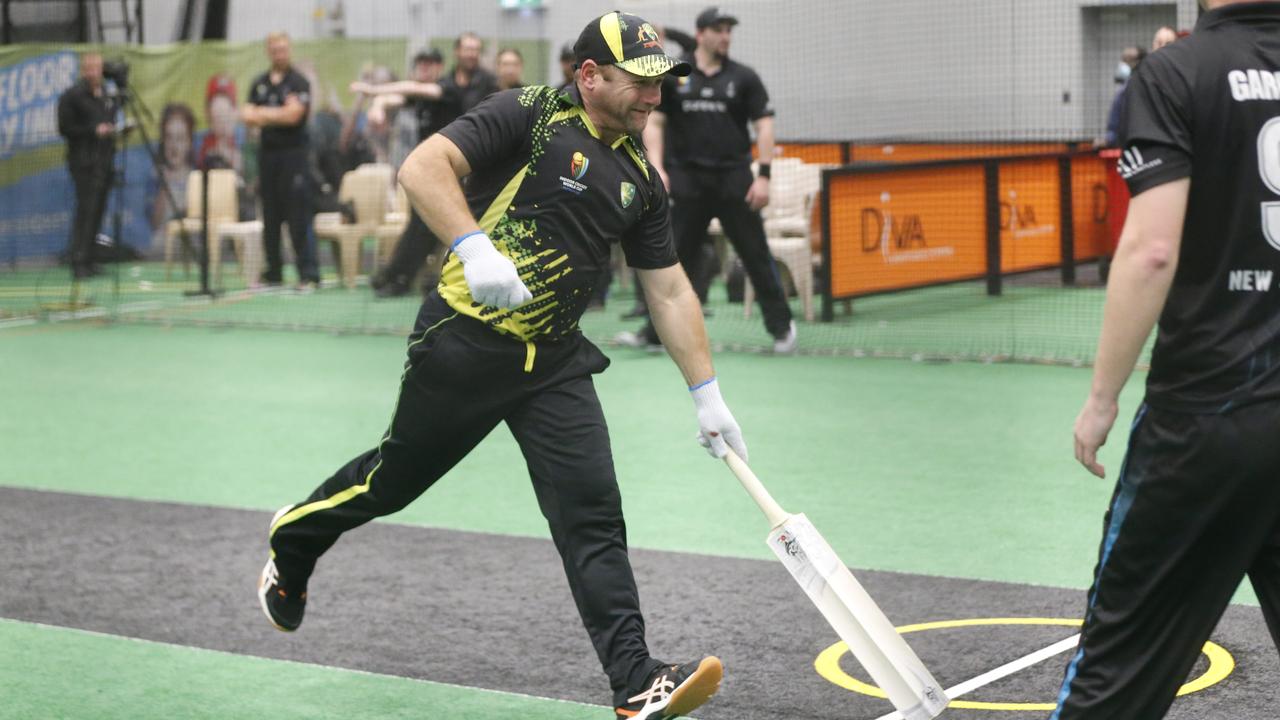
left=814, top=617, right=1234, bottom=712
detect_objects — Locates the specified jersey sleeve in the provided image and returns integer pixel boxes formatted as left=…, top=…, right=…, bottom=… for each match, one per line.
left=743, top=67, right=775, bottom=121
left=621, top=175, right=679, bottom=269
left=1117, top=56, right=1192, bottom=195
left=657, top=75, right=681, bottom=115
left=438, top=88, right=536, bottom=173
left=246, top=76, right=263, bottom=105
left=287, top=73, right=311, bottom=111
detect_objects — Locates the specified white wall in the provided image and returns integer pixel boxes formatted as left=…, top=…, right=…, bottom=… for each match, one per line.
left=209, top=0, right=1200, bottom=141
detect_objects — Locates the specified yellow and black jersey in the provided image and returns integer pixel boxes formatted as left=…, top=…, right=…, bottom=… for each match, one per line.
left=436, top=84, right=678, bottom=341
left=1118, top=2, right=1280, bottom=412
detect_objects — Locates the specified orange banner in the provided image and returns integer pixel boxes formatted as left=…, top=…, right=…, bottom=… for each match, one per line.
left=828, top=164, right=988, bottom=297
left=774, top=143, right=844, bottom=165
left=1070, top=154, right=1111, bottom=260
left=997, top=158, right=1061, bottom=272
left=850, top=143, right=1070, bottom=164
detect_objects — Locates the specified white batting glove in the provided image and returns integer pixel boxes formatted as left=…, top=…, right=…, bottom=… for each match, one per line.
left=689, top=377, right=748, bottom=461
left=451, top=231, right=533, bottom=309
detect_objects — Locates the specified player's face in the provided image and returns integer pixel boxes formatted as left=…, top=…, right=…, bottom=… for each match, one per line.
left=209, top=95, right=237, bottom=138
left=413, top=60, right=442, bottom=83
left=497, top=52, right=523, bottom=88
left=699, top=22, right=733, bottom=58
left=80, top=54, right=103, bottom=87
left=267, top=37, right=291, bottom=70
left=163, top=115, right=191, bottom=168
left=595, top=65, right=663, bottom=137
left=456, top=37, right=482, bottom=72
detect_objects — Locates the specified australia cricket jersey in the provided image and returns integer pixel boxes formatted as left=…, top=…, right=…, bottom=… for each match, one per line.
left=1118, top=1, right=1280, bottom=412
left=437, top=85, right=677, bottom=340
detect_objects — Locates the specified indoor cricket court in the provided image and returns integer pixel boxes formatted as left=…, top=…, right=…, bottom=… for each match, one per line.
left=4, top=1, right=1277, bottom=719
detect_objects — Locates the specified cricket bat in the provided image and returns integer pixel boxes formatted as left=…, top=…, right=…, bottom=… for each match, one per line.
left=722, top=449, right=948, bottom=720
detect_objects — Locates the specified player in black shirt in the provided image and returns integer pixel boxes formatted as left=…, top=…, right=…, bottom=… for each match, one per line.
left=354, top=49, right=461, bottom=297
left=260, top=13, right=741, bottom=720
left=619, top=6, right=797, bottom=353
left=57, top=52, right=118, bottom=280
left=242, top=32, right=319, bottom=289
left=443, top=32, right=500, bottom=116
left=1055, top=2, right=1280, bottom=718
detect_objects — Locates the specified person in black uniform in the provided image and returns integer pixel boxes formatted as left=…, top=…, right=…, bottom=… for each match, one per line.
left=259, top=12, right=741, bottom=720
left=242, top=32, right=319, bottom=290
left=618, top=6, right=796, bottom=353
left=355, top=50, right=460, bottom=298
left=443, top=32, right=499, bottom=117
left=57, top=52, right=117, bottom=280
left=1055, top=2, right=1280, bottom=718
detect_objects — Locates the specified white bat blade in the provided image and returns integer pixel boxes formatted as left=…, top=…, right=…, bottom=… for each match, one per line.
left=769, top=514, right=948, bottom=719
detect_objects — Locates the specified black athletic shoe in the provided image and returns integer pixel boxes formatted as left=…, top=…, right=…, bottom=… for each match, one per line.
left=258, top=557, right=306, bottom=631
left=615, top=657, right=723, bottom=720
left=258, top=505, right=306, bottom=631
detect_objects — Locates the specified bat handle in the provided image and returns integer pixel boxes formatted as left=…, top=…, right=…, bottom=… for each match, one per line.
left=722, top=449, right=791, bottom=529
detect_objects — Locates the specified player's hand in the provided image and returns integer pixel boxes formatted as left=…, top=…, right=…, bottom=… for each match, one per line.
left=367, top=103, right=386, bottom=129
left=1074, top=395, right=1118, bottom=479
left=451, top=231, right=533, bottom=309
left=690, top=377, right=748, bottom=461
left=349, top=81, right=373, bottom=95
left=240, top=105, right=260, bottom=127
left=94, top=123, right=113, bottom=138
left=746, top=176, right=770, bottom=211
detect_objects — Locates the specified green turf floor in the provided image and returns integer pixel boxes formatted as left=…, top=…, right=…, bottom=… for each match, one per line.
left=0, top=620, right=604, bottom=720
left=1, top=260, right=1132, bottom=364
left=0, top=321, right=1139, bottom=591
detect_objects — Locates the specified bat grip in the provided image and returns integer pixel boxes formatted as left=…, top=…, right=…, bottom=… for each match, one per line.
left=723, top=449, right=791, bottom=529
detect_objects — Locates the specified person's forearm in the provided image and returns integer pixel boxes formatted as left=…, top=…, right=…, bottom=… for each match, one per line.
left=398, top=137, right=479, bottom=243
left=647, top=278, right=715, bottom=386
left=1090, top=230, right=1179, bottom=404
left=754, top=116, right=775, bottom=166
left=253, top=104, right=306, bottom=127
left=367, top=81, right=441, bottom=99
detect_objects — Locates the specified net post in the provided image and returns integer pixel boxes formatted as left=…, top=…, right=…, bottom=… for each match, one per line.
left=1059, top=155, right=1076, bottom=286
left=821, top=168, right=835, bottom=322
left=984, top=162, right=1002, bottom=297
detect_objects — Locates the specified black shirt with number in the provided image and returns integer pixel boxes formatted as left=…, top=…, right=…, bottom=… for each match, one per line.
left=435, top=85, right=677, bottom=340
left=658, top=58, right=774, bottom=171
left=1118, top=1, right=1280, bottom=412
left=247, top=68, right=311, bottom=151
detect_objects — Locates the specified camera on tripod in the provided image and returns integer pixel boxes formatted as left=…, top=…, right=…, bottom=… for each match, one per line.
left=103, top=59, right=130, bottom=89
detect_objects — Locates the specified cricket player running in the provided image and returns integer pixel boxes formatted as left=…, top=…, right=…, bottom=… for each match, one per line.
left=1055, top=1, right=1280, bottom=718
left=258, top=12, right=742, bottom=720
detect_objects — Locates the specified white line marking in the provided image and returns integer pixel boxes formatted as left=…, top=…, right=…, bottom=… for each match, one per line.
left=873, top=633, right=1080, bottom=720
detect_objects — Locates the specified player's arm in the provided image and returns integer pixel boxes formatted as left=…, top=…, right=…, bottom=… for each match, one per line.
left=398, top=133, right=531, bottom=308
left=642, top=111, right=668, bottom=189
left=350, top=80, right=443, bottom=100
left=746, top=115, right=774, bottom=210
left=366, top=93, right=406, bottom=128
left=638, top=265, right=748, bottom=460
left=1075, top=178, right=1188, bottom=477
left=243, top=94, right=306, bottom=127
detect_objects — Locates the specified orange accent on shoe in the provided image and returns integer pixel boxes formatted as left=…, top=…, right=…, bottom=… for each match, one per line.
left=614, top=709, right=639, bottom=718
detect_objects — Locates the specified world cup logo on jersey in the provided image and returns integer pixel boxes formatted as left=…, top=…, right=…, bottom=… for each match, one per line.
left=571, top=151, right=590, bottom=181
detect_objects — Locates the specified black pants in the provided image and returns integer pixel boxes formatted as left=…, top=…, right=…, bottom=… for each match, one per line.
left=378, top=212, right=439, bottom=288
left=259, top=147, right=317, bottom=284
left=637, top=164, right=792, bottom=342
left=1052, top=400, right=1280, bottom=720
left=270, top=293, right=662, bottom=704
left=68, top=164, right=111, bottom=277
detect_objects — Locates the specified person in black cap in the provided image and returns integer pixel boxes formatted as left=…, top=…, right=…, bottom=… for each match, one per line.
left=57, top=52, right=119, bottom=280
left=617, top=5, right=797, bottom=353
left=353, top=49, right=460, bottom=298
left=259, top=11, right=737, bottom=720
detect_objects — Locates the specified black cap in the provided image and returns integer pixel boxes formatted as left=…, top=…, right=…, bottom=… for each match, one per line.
left=696, top=6, right=739, bottom=30
left=413, top=48, right=444, bottom=65
left=574, top=11, right=692, bottom=78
